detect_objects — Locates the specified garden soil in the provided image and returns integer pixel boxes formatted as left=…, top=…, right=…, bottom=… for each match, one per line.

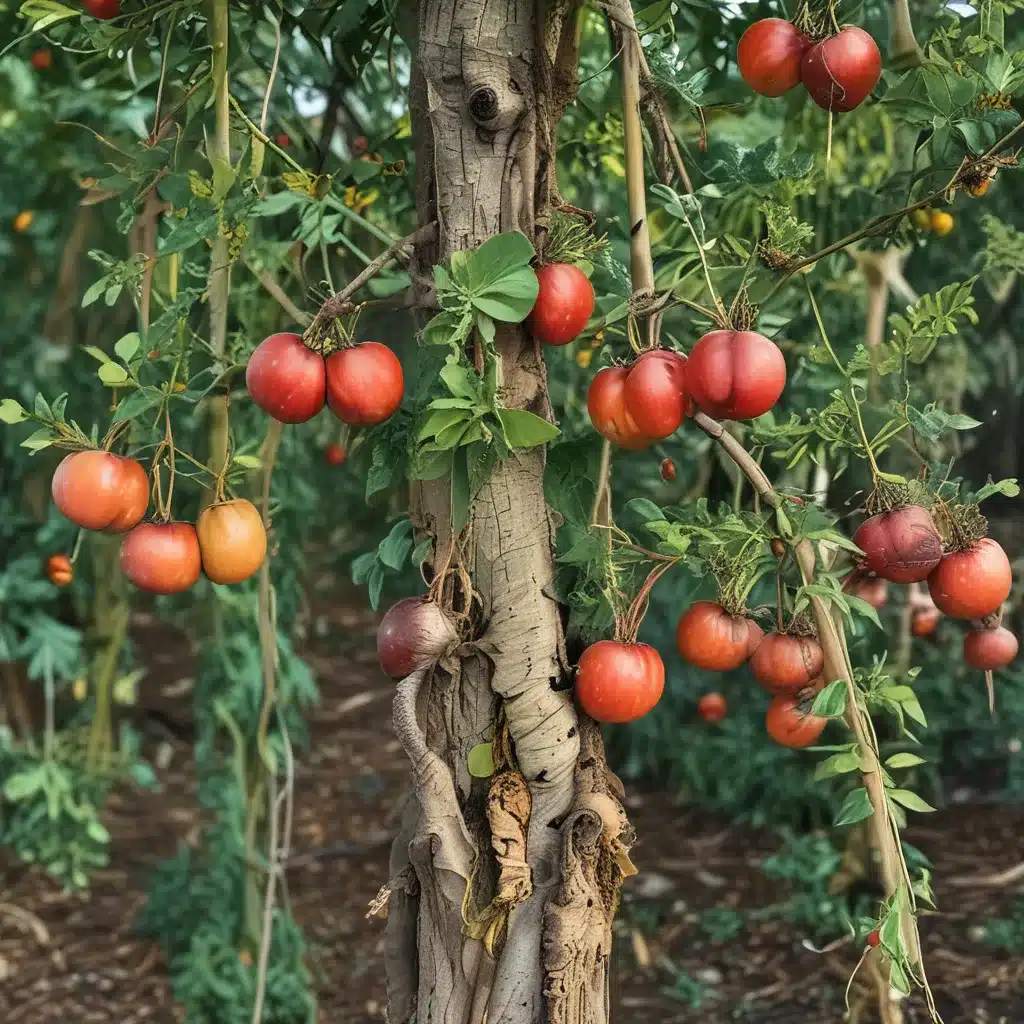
left=2, top=596, right=1023, bottom=1024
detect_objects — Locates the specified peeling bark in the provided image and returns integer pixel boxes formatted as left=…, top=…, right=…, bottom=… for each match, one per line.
left=387, top=1, right=634, bottom=1022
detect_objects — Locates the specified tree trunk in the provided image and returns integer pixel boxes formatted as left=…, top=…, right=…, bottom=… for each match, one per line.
left=384, top=2, right=635, bottom=1022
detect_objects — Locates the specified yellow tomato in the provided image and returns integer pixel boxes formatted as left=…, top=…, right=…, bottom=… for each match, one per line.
left=13, top=210, right=33, bottom=232
left=930, top=210, right=954, bottom=237
left=910, top=208, right=931, bottom=232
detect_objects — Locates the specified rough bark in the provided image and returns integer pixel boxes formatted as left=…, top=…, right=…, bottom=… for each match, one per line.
left=383, top=1, right=633, bottom=1022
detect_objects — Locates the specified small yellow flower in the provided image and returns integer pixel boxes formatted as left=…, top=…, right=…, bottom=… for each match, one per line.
left=13, top=210, right=33, bottom=232
left=575, top=349, right=593, bottom=368
left=72, top=678, right=87, bottom=701
left=172, top=381, right=186, bottom=393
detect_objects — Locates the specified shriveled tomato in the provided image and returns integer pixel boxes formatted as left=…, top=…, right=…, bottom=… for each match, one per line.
left=528, top=264, right=595, bottom=346
left=912, top=606, right=940, bottom=638
left=751, top=632, right=824, bottom=695
left=52, top=450, right=149, bottom=532
left=963, top=627, right=1018, bottom=670
left=685, top=330, right=786, bottom=421
left=801, top=27, right=882, bottom=113
left=120, top=522, right=202, bottom=595
left=927, top=538, right=1012, bottom=619
left=83, top=0, right=120, bottom=17
left=46, top=554, right=73, bottom=587
left=622, top=350, right=691, bottom=440
left=196, top=499, right=267, bottom=585
left=587, top=367, right=651, bottom=450
left=737, top=19, right=809, bottom=97
left=246, top=332, right=326, bottom=424
left=766, top=694, right=826, bottom=748
left=698, top=692, right=728, bottom=723
left=324, top=443, right=346, bottom=466
left=676, top=601, right=763, bottom=672
left=660, top=458, right=676, bottom=481
left=853, top=505, right=943, bottom=584
left=325, top=342, right=404, bottom=427
left=575, top=640, right=664, bottom=723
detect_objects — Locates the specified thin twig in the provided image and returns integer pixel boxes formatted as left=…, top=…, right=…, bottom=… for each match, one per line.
left=259, top=9, right=282, bottom=135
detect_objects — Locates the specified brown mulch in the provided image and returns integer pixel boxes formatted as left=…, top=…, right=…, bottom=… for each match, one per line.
left=2, top=599, right=1024, bottom=1023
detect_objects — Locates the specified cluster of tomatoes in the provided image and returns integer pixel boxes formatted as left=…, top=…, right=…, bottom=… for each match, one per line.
left=245, top=333, right=404, bottom=426
left=910, top=208, right=955, bottom=237
left=737, top=18, right=882, bottom=113
left=678, top=600, right=828, bottom=748
left=851, top=503, right=1017, bottom=668
left=587, top=329, right=787, bottom=449
left=50, top=450, right=267, bottom=595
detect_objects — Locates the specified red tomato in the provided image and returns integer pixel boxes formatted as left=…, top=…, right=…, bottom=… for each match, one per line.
left=912, top=606, right=940, bottom=638
left=120, top=522, right=202, bottom=594
left=31, top=49, right=52, bottom=70
left=698, top=692, right=728, bottom=723
left=685, top=330, right=786, bottom=420
left=927, top=539, right=1012, bottom=619
left=246, top=332, right=326, bottom=423
left=623, top=349, right=691, bottom=440
left=660, top=458, right=676, bottom=481
left=751, top=633, right=824, bottom=695
left=852, top=574, right=889, bottom=609
left=575, top=640, right=665, bottom=723
left=528, top=264, right=595, bottom=346
left=587, top=367, right=651, bottom=450
left=46, top=553, right=73, bottom=587
left=275, top=133, right=291, bottom=148
left=766, top=694, right=826, bottom=748
left=676, top=601, right=763, bottom=672
left=325, top=342, right=404, bottom=427
left=737, top=19, right=809, bottom=97
left=196, top=499, right=267, bottom=585
left=853, top=505, right=942, bottom=584
left=801, top=27, right=882, bottom=113
left=352, top=136, right=369, bottom=155
left=866, top=929, right=880, bottom=948
left=963, top=627, right=1018, bottom=670
left=324, top=443, right=346, bottom=466
left=83, top=0, right=120, bottom=17
left=52, top=451, right=149, bottom=533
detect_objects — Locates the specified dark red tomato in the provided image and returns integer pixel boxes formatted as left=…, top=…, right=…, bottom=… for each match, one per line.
left=325, top=342, right=404, bottom=427
left=686, top=330, right=786, bottom=421
left=963, top=627, right=1018, bottom=670
left=927, top=539, right=1012, bottom=619
left=528, top=264, right=595, bottom=346
left=352, top=136, right=369, bottom=155
left=587, top=367, right=651, bottom=450
left=660, top=458, right=676, bottom=481
left=46, top=553, right=73, bottom=587
left=737, top=18, right=809, bottom=97
left=912, top=606, right=940, bottom=637
left=866, top=929, right=880, bottom=948
left=801, top=27, right=882, bottom=113
left=83, top=0, right=120, bottom=17
left=246, top=332, right=326, bottom=423
left=852, top=573, right=889, bottom=609
left=751, top=633, right=824, bottom=695
left=575, top=640, right=664, bottom=723
left=698, top=692, right=728, bottom=723
left=324, top=443, right=346, bottom=466
left=275, top=133, right=291, bottom=147
left=676, top=600, right=763, bottom=672
left=31, top=49, right=52, bottom=70
left=853, top=506, right=942, bottom=584
left=766, top=694, right=827, bottom=748
left=120, top=522, right=202, bottom=595
left=623, top=350, right=691, bottom=440
left=52, top=450, right=149, bottom=532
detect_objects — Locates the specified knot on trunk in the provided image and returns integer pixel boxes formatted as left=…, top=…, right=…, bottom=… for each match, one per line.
left=464, top=72, right=525, bottom=132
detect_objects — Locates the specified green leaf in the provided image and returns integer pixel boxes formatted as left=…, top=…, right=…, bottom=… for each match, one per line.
left=496, top=408, right=559, bottom=448
left=111, top=389, right=165, bottom=423
left=814, top=751, right=860, bottom=780
left=843, top=593, right=883, bottom=630
left=418, top=407, right=472, bottom=442
left=351, top=551, right=377, bottom=585
left=114, top=333, right=141, bottom=364
left=439, top=360, right=479, bottom=401
left=834, top=787, right=874, bottom=827
left=4, top=769, right=45, bottom=801
left=233, top=453, right=262, bottom=469
left=625, top=498, right=667, bottom=523
left=0, top=399, right=28, bottom=424
left=411, top=537, right=433, bottom=567
left=451, top=448, right=471, bottom=534
left=82, top=345, right=112, bottom=364
left=887, top=789, right=936, bottom=813
left=423, top=308, right=473, bottom=347
left=471, top=267, right=541, bottom=322
left=378, top=519, right=415, bottom=570
left=888, top=958, right=912, bottom=996
left=98, top=362, right=130, bottom=386
left=811, top=680, right=848, bottom=719
left=974, top=477, right=1020, bottom=502
left=21, top=429, right=54, bottom=451
left=86, top=819, right=111, bottom=844
left=367, top=563, right=385, bottom=610
left=885, top=752, right=926, bottom=769
left=468, top=230, right=536, bottom=292
left=81, top=278, right=108, bottom=307
left=467, top=743, right=495, bottom=778
left=211, top=156, right=237, bottom=202
left=906, top=403, right=982, bottom=442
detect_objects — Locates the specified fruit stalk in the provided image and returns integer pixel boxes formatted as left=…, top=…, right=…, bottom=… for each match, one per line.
left=694, top=411, right=923, bottom=973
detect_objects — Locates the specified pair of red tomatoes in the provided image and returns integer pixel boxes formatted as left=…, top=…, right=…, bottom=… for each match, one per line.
left=246, top=333, right=404, bottom=427
left=587, top=330, right=787, bottom=447
left=120, top=499, right=267, bottom=595
left=738, top=19, right=882, bottom=113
